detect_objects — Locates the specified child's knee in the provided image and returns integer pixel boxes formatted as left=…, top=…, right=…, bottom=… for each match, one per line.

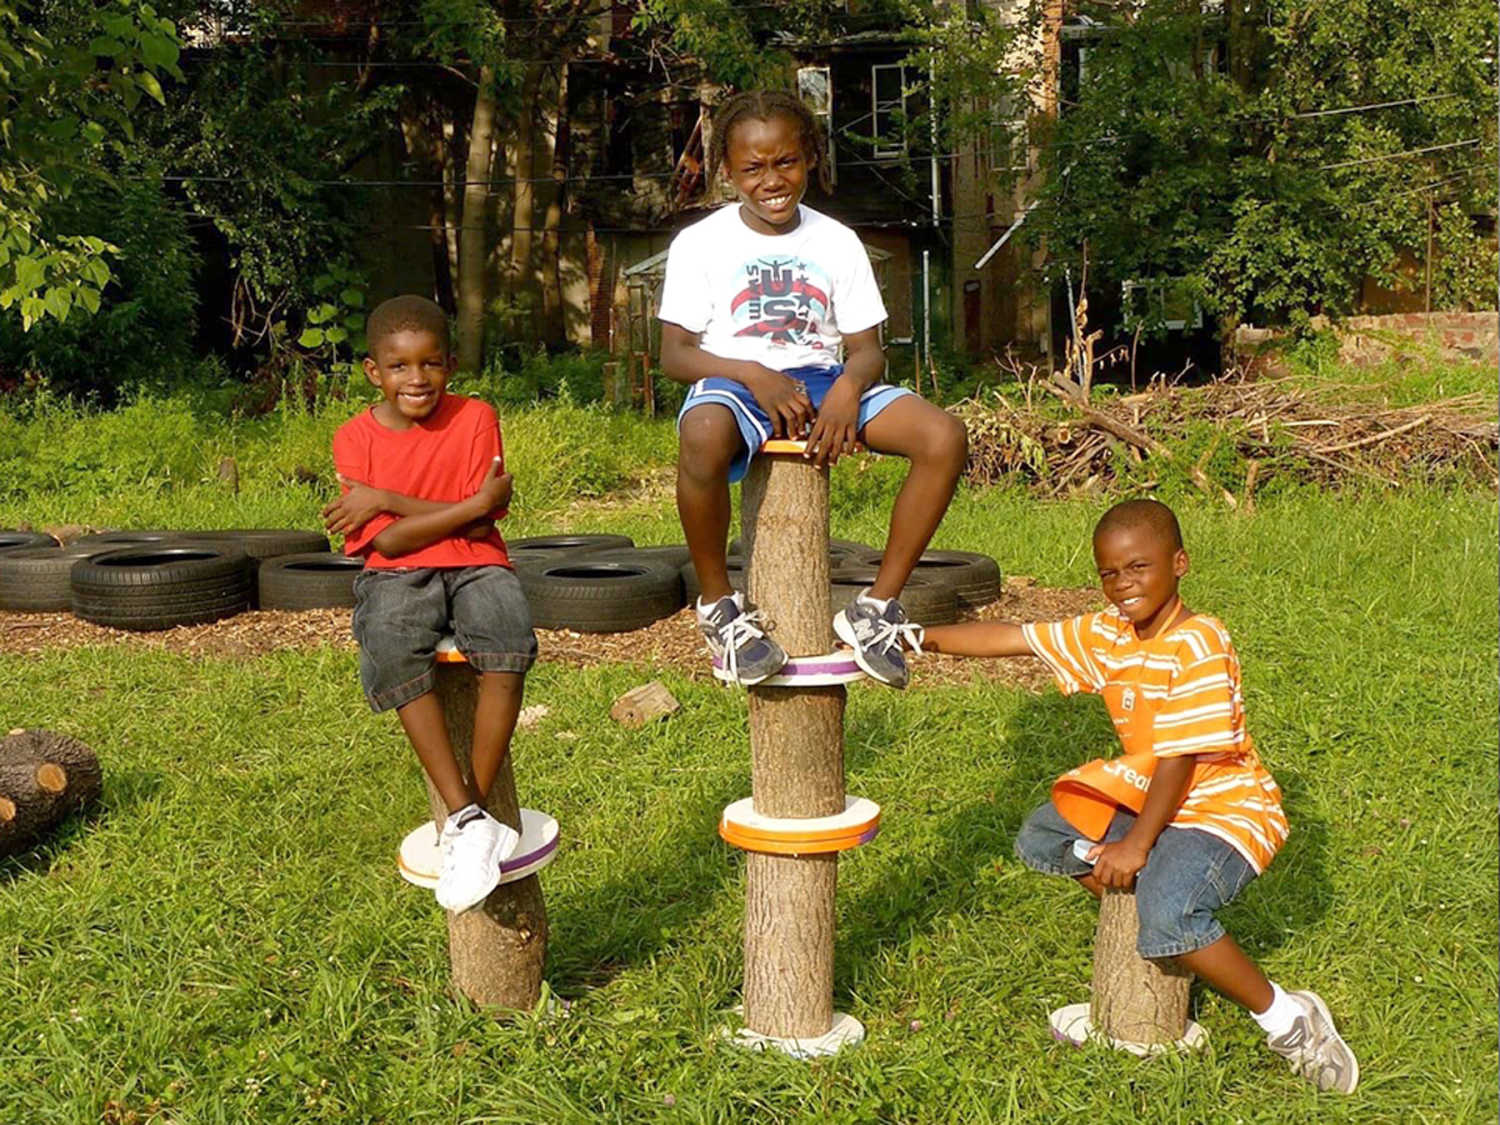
left=677, top=413, right=738, bottom=479
left=1133, top=888, right=1222, bottom=960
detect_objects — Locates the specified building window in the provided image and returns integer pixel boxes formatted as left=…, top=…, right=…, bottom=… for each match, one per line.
left=871, top=62, right=909, bottom=160
left=797, top=66, right=836, bottom=186
left=989, top=93, right=1029, bottom=175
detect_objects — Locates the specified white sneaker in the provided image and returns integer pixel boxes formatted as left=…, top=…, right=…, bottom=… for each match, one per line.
left=435, top=808, right=520, bottom=913
left=1265, top=990, right=1360, bottom=1094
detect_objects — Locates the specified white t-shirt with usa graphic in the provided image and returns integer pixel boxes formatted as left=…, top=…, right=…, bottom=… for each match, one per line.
left=657, top=204, right=888, bottom=373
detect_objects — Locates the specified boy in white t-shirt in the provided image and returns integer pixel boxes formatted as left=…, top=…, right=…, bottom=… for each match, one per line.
left=658, top=90, right=969, bottom=688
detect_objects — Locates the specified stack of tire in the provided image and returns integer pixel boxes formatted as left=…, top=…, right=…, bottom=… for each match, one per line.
left=0, top=527, right=357, bottom=631
left=509, top=535, right=689, bottom=634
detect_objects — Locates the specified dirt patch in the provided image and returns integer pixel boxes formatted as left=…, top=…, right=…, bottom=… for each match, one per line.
left=0, top=578, right=1100, bottom=693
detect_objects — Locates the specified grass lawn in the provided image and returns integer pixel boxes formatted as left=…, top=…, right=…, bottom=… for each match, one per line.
left=1, top=480, right=1494, bottom=1123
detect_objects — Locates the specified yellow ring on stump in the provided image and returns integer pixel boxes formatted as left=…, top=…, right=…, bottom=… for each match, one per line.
left=718, top=796, right=881, bottom=855
left=758, top=438, right=809, bottom=456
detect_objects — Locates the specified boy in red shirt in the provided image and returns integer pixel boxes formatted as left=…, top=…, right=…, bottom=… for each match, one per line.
left=923, top=499, right=1358, bottom=1093
left=322, top=295, right=537, bottom=914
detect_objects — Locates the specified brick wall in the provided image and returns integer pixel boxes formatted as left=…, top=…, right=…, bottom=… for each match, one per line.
left=1235, top=311, right=1498, bottom=368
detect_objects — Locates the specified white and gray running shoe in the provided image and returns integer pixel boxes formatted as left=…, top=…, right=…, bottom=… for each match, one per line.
left=697, top=592, right=787, bottom=685
left=833, top=590, right=924, bottom=689
left=1265, top=990, right=1360, bottom=1094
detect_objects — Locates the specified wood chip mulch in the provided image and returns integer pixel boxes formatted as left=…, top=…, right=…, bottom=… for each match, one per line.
left=0, top=579, right=1100, bottom=693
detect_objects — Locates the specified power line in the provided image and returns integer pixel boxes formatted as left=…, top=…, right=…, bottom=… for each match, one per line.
left=1319, top=137, right=1482, bottom=170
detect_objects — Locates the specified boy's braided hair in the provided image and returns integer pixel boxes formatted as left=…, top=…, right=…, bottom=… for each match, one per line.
left=366, top=294, right=450, bottom=356
left=710, top=89, right=833, bottom=194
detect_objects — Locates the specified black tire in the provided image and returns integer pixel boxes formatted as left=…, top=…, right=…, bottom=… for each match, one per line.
left=178, top=529, right=331, bottom=562
left=0, top=545, right=107, bottom=611
left=520, top=557, right=684, bottom=633
left=729, top=536, right=874, bottom=564
left=69, top=530, right=190, bottom=551
left=507, top=534, right=634, bottom=569
left=70, top=546, right=252, bottom=631
left=829, top=566, right=959, bottom=626
left=257, top=553, right=362, bottom=610
left=0, top=531, right=57, bottom=552
left=588, top=544, right=694, bottom=572
left=680, top=555, right=747, bottom=604
left=849, top=548, right=1002, bottom=609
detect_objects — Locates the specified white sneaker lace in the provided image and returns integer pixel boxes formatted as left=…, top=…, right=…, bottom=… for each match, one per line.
left=865, top=615, right=925, bottom=656
left=718, top=606, right=771, bottom=681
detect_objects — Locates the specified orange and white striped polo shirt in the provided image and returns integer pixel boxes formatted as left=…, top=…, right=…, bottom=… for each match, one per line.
left=1021, top=608, right=1288, bottom=873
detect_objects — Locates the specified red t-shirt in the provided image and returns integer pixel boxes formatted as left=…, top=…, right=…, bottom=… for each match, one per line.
left=331, top=393, right=512, bottom=570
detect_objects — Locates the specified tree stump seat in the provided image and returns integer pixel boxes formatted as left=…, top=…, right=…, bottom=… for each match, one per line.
left=398, top=636, right=552, bottom=1011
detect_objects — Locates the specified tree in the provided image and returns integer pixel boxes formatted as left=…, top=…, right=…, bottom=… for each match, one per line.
left=0, top=0, right=182, bottom=329
left=1020, top=0, right=1497, bottom=335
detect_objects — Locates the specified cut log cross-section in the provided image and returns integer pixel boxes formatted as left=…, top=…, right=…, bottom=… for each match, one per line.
left=740, top=452, right=847, bottom=1040
left=425, top=664, right=549, bottom=1010
left=0, top=729, right=103, bottom=857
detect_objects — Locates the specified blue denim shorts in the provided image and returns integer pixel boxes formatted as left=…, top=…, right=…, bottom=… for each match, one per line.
left=676, top=363, right=914, bottom=483
left=1013, top=799, right=1257, bottom=959
left=351, top=565, right=537, bottom=713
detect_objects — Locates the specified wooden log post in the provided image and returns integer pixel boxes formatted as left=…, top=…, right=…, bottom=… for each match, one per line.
left=1090, top=887, right=1192, bottom=1047
left=740, top=453, right=847, bottom=1040
left=0, top=729, right=103, bottom=858
left=423, top=663, right=549, bottom=1010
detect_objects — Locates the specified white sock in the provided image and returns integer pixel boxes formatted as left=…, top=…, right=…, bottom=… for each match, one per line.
left=697, top=591, right=739, bottom=617
left=1251, top=982, right=1301, bottom=1037
left=857, top=591, right=892, bottom=611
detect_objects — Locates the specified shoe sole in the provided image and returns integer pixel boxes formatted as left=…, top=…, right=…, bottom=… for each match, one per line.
left=833, top=610, right=907, bottom=689
left=1296, top=990, right=1360, bottom=1094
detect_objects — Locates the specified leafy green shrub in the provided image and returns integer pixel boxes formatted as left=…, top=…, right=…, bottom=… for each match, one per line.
left=0, top=180, right=196, bottom=402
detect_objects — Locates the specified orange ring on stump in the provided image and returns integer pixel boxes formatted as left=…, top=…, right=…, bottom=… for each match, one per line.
left=758, top=438, right=809, bottom=456
left=435, top=636, right=467, bottom=664
left=757, top=438, right=866, bottom=457
left=718, top=796, right=881, bottom=856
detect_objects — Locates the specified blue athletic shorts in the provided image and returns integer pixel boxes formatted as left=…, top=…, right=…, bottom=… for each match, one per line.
left=676, top=363, right=913, bottom=483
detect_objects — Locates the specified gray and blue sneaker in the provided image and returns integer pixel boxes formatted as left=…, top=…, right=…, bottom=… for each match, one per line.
left=833, top=589, right=925, bottom=689
left=697, top=591, right=787, bottom=686
left=1265, top=990, right=1359, bottom=1094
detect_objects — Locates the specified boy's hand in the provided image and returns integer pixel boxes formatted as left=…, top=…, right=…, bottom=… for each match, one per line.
left=744, top=366, right=814, bottom=439
left=461, top=520, right=497, bottom=540
left=1088, top=837, right=1151, bottom=889
left=322, top=475, right=389, bottom=534
left=473, top=456, right=512, bottom=512
left=803, top=378, right=860, bottom=467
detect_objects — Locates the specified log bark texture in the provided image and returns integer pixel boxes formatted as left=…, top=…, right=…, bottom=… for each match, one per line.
left=741, top=454, right=846, bottom=1039
left=1090, top=887, right=1191, bottom=1045
left=0, top=729, right=102, bottom=857
left=425, top=664, right=549, bottom=1011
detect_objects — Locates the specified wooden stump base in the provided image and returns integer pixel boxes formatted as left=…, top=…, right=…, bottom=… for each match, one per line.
left=425, top=662, right=549, bottom=1012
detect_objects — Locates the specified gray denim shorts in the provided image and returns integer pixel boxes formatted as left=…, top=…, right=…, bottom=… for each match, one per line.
left=351, top=565, right=537, bottom=713
left=1013, top=799, right=1257, bottom=959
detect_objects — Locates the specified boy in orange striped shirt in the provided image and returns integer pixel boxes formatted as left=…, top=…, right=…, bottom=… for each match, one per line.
left=923, top=499, right=1358, bottom=1093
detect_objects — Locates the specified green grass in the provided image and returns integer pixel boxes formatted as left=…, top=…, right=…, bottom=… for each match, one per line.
left=1, top=483, right=1494, bottom=1123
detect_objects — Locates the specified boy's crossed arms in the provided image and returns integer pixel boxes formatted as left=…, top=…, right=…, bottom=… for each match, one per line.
left=323, top=456, right=512, bottom=557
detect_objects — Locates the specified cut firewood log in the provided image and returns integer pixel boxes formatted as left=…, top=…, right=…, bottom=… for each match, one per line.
left=0, top=729, right=103, bottom=857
